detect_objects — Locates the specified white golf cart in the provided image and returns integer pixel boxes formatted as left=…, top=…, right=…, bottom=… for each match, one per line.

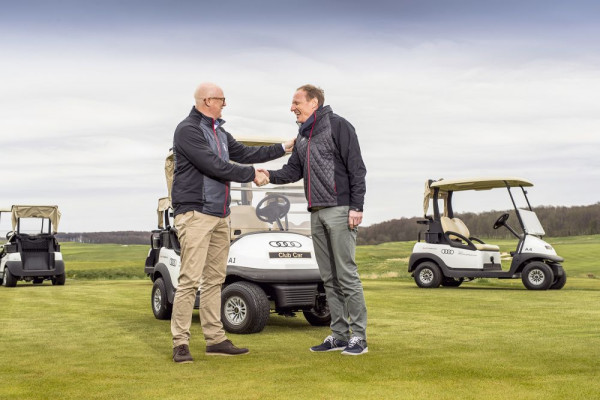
left=409, top=178, right=566, bottom=290
left=145, top=143, right=330, bottom=334
left=1, top=205, right=65, bottom=287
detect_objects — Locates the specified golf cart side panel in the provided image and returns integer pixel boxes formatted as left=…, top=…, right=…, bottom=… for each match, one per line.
left=411, top=242, right=501, bottom=270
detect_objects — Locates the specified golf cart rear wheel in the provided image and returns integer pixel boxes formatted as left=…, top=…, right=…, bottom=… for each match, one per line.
left=441, top=277, right=464, bottom=287
left=550, top=265, right=567, bottom=290
left=303, top=295, right=331, bottom=326
left=414, top=262, right=443, bottom=288
left=3, top=269, right=18, bottom=287
left=521, top=262, right=554, bottom=290
left=52, top=274, right=65, bottom=286
left=221, top=281, right=270, bottom=334
left=151, top=277, right=172, bottom=320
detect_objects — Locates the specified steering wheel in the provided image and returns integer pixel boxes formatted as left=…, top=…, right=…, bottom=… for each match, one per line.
left=493, top=213, right=510, bottom=230
left=6, top=231, right=14, bottom=240
left=256, top=194, right=291, bottom=231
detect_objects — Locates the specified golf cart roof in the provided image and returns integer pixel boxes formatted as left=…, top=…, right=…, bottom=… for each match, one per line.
left=423, top=177, right=533, bottom=216
left=11, top=205, right=61, bottom=233
left=429, top=177, right=533, bottom=192
left=157, top=197, right=171, bottom=229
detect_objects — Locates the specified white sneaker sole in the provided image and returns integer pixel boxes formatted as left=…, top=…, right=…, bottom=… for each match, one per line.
left=309, top=347, right=346, bottom=352
left=341, top=347, right=368, bottom=356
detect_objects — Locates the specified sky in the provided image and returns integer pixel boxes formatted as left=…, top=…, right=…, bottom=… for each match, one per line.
left=1, top=0, right=599, bottom=232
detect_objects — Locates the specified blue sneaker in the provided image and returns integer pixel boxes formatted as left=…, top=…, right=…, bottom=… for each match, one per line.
left=310, top=335, right=348, bottom=352
left=341, top=337, right=368, bottom=356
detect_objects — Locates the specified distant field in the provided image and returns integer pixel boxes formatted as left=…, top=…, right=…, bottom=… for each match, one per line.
left=61, top=235, right=600, bottom=286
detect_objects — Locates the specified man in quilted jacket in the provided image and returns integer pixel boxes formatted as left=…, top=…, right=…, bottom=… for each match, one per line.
left=263, top=84, right=368, bottom=355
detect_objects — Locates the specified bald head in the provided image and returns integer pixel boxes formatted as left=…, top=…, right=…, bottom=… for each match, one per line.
left=194, top=82, right=226, bottom=119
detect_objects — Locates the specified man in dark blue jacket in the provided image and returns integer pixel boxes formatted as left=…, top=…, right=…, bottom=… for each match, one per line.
left=171, top=82, right=293, bottom=363
left=263, top=84, right=368, bottom=355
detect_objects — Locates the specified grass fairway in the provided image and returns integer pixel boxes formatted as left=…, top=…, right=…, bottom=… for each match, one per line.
left=1, top=278, right=599, bottom=399
left=1, top=235, right=599, bottom=399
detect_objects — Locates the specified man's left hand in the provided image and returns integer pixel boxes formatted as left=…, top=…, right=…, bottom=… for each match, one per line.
left=348, top=210, right=363, bottom=230
left=283, top=138, right=296, bottom=153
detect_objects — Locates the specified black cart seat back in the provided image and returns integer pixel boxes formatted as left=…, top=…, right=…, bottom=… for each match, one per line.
left=16, top=234, right=56, bottom=271
left=169, top=227, right=181, bottom=256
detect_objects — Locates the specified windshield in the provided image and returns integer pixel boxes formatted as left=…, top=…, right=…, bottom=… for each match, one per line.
left=517, top=209, right=546, bottom=236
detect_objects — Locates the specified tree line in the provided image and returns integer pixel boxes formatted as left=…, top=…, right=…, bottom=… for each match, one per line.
left=55, top=202, right=599, bottom=246
left=56, top=231, right=152, bottom=245
left=357, top=202, right=600, bottom=245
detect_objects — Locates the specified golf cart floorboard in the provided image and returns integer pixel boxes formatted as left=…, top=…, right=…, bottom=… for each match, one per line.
left=445, top=269, right=517, bottom=279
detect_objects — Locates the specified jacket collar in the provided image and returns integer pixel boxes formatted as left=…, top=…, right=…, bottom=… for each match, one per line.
left=299, top=105, right=331, bottom=135
left=189, top=106, right=226, bottom=127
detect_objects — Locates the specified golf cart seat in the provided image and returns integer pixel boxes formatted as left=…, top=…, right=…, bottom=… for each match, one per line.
left=441, top=217, right=500, bottom=251
left=230, top=205, right=269, bottom=240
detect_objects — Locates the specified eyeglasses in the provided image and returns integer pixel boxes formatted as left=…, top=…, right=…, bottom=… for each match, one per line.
left=205, top=97, right=226, bottom=103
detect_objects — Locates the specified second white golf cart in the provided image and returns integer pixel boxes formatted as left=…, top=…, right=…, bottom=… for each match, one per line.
left=409, top=177, right=566, bottom=290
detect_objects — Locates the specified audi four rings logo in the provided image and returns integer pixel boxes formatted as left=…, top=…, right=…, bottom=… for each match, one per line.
left=441, top=249, right=454, bottom=255
left=269, top=241, right=302, bottom=248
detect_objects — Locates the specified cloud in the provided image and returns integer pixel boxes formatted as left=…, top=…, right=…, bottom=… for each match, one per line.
left=0, top=2, right=599, bottom=232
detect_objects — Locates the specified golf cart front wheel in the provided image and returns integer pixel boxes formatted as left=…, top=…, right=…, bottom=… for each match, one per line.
left=151, top=277, right=172, bottom=320
left=221, top=281, right=270, bottom=334
left=414, top=262, right=443, bottom=288
left=521, top=262, right=554, bottom=290
left=550, top=265, right=567, bottom=290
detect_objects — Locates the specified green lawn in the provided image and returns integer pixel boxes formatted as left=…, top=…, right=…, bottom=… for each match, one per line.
left=1, top=236, right=599, bottom=399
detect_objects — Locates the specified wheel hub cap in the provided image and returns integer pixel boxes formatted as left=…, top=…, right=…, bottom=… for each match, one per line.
left=528, top=269, right=545, bottom=285
left=419, top=269, right=433, bottom=283
left=225, top=296, right=247, bottom=326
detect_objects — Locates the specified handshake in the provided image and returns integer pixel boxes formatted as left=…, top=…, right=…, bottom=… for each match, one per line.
left=253, top=168, right=270, bottom=187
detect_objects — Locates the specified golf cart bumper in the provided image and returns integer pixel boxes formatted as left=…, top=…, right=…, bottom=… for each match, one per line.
left=5, top=260, right=65, bottom=277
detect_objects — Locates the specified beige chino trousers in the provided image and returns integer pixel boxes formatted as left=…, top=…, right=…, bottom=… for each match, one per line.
left=171, top=211, right=230, bottom=347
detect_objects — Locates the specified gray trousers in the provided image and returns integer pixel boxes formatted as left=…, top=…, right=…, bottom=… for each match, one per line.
left=311, top=206, right=367, bottom=341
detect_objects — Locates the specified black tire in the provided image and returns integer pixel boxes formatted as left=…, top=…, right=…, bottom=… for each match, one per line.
left=3, top=268, right=18, bottom=287
left=550, top=265, right=567, bottom=290
left=303, top=294, right=331, bottom=326
left=151, top=277, right=172, bottom=320
left=441, top=277, right=464, bottom=287
left=414, top=262, right=443, bottom=288
left=221, top=281, right=270, bottom=334
left=52, top=274, right=66, bottom=286
left=521, top=261, right=554, bottom=290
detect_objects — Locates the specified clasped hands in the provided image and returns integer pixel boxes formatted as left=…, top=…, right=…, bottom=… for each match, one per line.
left=253, top=168, right=270, bottom=187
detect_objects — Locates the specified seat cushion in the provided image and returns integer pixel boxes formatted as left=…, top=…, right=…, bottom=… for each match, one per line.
left=474, top=243, right=500, bottom=251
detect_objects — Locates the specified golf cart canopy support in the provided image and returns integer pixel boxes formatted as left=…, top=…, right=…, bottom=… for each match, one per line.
left=11, top=205, right=61, bottom=233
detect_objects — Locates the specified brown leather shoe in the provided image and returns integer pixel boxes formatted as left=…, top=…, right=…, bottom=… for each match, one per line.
left=206, top=339, right=249, bottom=356
left=173, top=344, right=194, bottom=363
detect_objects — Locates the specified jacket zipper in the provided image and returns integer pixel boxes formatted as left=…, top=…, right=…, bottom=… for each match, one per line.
left=306, top=113, right=317, bottom=208
left=213, top=119, right=228, bottom=216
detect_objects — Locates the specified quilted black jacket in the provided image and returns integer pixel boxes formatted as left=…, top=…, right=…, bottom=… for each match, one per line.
left=268, top=105, right=366, bottom=211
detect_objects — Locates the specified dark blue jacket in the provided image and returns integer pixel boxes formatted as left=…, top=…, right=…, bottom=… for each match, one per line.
left=172, top=107, right=285, bottom=217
